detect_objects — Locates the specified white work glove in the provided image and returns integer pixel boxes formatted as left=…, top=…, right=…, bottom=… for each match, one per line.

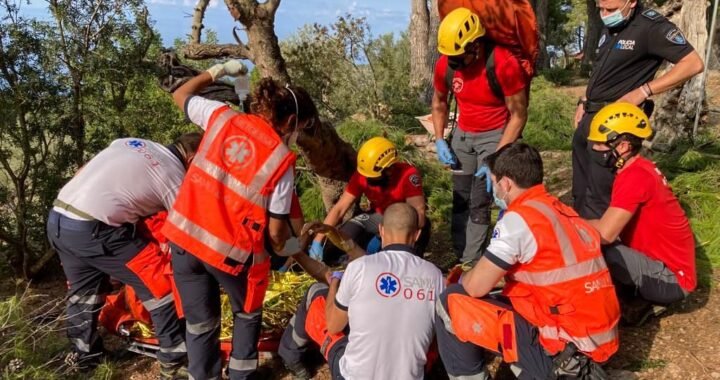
left=206, top=60, right=248, bottom=82
left=275, top=237, right=301, bottom=257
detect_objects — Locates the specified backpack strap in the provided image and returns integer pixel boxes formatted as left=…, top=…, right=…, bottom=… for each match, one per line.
left=444, top=63, right=458, bottom=137
left=484, top=43, right=505, bottom=101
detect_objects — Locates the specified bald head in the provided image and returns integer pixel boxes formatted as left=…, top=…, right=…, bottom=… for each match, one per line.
left=379, top=203, right=420, bottom=247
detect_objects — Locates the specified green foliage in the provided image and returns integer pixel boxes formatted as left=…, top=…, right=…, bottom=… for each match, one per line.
left=0, top=1, right=193, bottom=277
left=650, top=138, right=720, bottom=287
left=523, top=77, right=576, bottom=151
left=282, top=15, right=427, bottom=131
left=541, top=67, right=574, bottom=86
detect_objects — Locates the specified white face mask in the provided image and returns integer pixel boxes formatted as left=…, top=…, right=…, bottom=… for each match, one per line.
left=601, top=0, right=631, bottom=28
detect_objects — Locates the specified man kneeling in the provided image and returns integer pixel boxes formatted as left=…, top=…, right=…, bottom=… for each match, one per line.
left=435, top=143, right=620, bottom=379
left=279, top=203, right=444, bottom=379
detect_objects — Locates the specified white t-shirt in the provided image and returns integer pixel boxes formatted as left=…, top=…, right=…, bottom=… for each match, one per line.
left=55, top=138, right=185, bottom=226
left=485, top=211, right=539, bottom=269
left=334, top=246, right=445, bottom=380
left=185, top=96, right=293, bottom=216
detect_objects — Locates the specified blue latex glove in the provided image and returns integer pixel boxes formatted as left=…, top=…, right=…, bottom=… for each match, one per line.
left=435, top=139, right=457, bottom=166
left=474, top=164, right=492, bottom=193
left=309, top=240, right=324, bottom=261
left=278, top=265, right=289, bottom=272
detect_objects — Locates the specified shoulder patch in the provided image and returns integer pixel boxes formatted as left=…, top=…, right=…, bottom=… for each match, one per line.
left=409, top=174, right=421, bottom=187
left=642, top=9, right=662, bottom=21
left=665, top=28, right=687, bottom=45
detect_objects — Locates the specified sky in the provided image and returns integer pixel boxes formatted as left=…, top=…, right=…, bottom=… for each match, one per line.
left=17, top=0, right=411, bottom=46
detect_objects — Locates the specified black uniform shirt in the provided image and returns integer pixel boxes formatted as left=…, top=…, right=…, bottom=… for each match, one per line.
left=586, top=5, right=695, bottom=102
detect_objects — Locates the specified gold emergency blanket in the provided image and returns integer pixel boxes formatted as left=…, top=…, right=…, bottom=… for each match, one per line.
left=130, top=271, right=315, bottom=340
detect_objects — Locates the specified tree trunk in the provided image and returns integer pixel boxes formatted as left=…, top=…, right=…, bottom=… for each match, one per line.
left=652, top=0, right=708, bottom=143
left=410, top=0, right=431, bottom=91
left=424, top=0, right=441, bottom=104
left=582, top=0, right=603, bottom=74
left=534, top=0, right=550, bottom=70
left=176, top=0, right=356, bottom=209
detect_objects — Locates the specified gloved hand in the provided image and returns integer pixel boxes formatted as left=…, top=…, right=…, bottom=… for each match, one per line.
left=278, top=265, right=289, bottom=272
left=435, top=139, right=457, bottom=166
left=206, top=60, right=248, bottom=81
left=309, top=240, right=324, bottom=261
left=474, top=164, right=492, bottom=193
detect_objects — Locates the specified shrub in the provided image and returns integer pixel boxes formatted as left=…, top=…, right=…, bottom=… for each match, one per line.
left=523, top=77, right=576, bottom=151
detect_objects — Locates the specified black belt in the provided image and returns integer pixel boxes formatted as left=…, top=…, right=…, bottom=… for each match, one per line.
left=583, top=99, right=655, bottom=116
left=582, top=100, right=610, bottom=114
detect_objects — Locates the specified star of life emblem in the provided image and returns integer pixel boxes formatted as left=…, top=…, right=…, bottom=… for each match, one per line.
left=223, top=136, right=255, bottom=169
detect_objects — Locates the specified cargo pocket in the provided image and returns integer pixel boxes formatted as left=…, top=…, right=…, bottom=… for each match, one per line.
left=243, top=259, right=271, bottom=313
left=126, top=242, right=172, bottom=299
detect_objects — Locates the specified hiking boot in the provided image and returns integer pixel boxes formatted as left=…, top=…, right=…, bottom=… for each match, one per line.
left=620, top=298, right=668, bottom=327
left=159, top=361, right=189, bottom=380
left=284, top=362, right=311, bottom=380
left=632, top=305, right=668, bottom=327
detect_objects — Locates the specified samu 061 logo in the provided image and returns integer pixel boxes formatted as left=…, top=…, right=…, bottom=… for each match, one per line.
left=375, top=272, right=401, bottom=298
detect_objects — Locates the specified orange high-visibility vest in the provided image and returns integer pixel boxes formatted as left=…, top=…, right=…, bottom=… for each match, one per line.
left=503, top=185, right=620, bottom=362
left=163, top=106, right=296, bottom=275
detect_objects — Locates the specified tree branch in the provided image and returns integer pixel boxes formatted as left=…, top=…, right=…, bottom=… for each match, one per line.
left=224, top=0, right=255, bottom=25
left=190, top=0, right=211, bottom=43
left=183, top=42, right=251, bottom=60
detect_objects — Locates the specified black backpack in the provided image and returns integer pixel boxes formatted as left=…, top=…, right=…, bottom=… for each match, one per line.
left=446, top=43, right=504, bottom=131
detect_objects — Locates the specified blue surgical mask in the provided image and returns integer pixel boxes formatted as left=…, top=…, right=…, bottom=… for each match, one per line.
left=601, top=0, right=630, bottom=28
left=492, top=180, right=509, bottom=210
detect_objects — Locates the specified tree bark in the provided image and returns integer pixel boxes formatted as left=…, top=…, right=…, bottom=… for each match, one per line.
left=175, top=0, right=357, bottom=209
left=652, top=0, right=708, bottom=143
left=534, top=0, right=550, bottom=70
left=582, top=0, right=603, bottom=74
left=424, top=0, right=441, bottom=104
left=410, top=0, right=431, bottom=90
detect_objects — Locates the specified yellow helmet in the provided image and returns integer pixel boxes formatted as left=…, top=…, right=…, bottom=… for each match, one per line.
left=356, top=137, right=399, bottom=178
left=438, top=8, right=485, bottom=56
left=589, top=102, right=653, bottom=143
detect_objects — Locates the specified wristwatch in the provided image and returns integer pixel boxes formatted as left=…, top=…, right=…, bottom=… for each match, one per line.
left=330, top=271, right=344, bottom=282
left=577, top=97, right=586, bottom=107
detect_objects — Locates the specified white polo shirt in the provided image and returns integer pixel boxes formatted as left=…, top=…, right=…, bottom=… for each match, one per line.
left=485, top=211, right=539, bottom=269
left=334, top=245, right=445, bottom=380
left=55, top=138, right=186, bottom=226
left=184, top=96, right=294, bottom=217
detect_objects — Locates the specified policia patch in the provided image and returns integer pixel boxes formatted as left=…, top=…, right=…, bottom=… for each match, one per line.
left=642, top=9, right=662, bottom=21
left=666, top=28, right=687, bottom=45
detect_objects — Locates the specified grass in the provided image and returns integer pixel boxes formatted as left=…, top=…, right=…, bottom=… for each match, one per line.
left=0, top=287, right=118, bottom=380
left=626, top=358, right=668, bottom=372
left=654, top=138, right=720, bottom=287
left=523, top=77, right=576, bottom=151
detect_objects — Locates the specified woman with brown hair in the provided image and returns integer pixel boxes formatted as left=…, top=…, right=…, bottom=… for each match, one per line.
left=163, top=60, right=318, bottom=380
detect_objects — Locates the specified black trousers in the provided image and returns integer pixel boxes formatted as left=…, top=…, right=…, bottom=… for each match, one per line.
left=278, top=283, right=348, bottom=380
left=571, top=111, right=616, bottom=219
left=46, top=210, right=186, bottom=364
left=435, top=284, right=555, bottom=380
left=603, top=244, right=688, bottom=305
left=171, top=244, right=261, bottom=380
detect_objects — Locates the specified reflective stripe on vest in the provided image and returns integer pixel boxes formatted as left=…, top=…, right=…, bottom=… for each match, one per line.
left=537, top=325, right=618, bottom=353
left=167, top=211, right=252, bottom=263
left=510, top=256, right=608, bottom=286
left=166, top=107, right=292, bottom=269
left=525, top=200, right=577, bottom=265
